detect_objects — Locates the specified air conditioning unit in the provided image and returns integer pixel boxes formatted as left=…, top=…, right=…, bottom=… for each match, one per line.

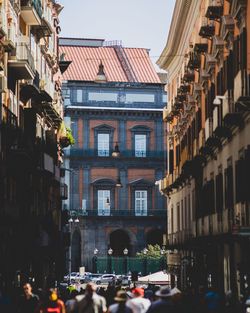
left=0, top=76, right=7, bottom=92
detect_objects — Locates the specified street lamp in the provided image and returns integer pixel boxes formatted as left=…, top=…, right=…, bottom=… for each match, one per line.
left=160, top=248, right=166, bottom=271
left=112, top=142, right=121, bottom=158
left=68, top=216, right=80, bottom=284
left=123, top=248, right=128, bottom=274
left=108, top=248, right=113, bottom=273
left=143, top=248, right=148, bottom=275
left=92, top=248, right=98, bottom=273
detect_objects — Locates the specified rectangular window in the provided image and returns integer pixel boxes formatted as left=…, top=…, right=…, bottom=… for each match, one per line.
left=76, top=89, right=82, bottom=103
left=98, top=190, right=110, bottom=216
left=125, top=93, right=155, bottom=103
left=98, top=133, right=109, bottom=156
left=135, top=134, right=146, bottom=157
left=135, top=190, right=147, bottom=216
left=88, top=92, right=118, bottom=102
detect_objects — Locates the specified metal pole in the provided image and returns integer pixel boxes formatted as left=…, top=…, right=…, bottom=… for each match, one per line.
left=68, top=222, right=72, bottom=284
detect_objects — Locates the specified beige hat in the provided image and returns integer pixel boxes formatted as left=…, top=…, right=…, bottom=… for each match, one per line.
left=114, top=290, right=128, bottom=302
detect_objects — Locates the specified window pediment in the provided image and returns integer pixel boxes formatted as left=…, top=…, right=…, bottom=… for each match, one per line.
left=93, top=124, right=115, bottom=132
left=91, top=178, right=116, bottom=186
left=130, top=125, right=152, bottom=133
left=129, top=178, right=154, bottom=187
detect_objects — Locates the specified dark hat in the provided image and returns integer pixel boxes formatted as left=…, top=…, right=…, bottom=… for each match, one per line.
left=155, top=286, right=172, bottom=298
left=114, top=290, right=128, bottom=302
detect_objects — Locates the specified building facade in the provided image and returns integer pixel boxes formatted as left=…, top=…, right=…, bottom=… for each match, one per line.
left=0, top=0, right=70, bottom=289
left=59, top=38, right=167, bottom=272
left=157, top=0, right=250, bottom=295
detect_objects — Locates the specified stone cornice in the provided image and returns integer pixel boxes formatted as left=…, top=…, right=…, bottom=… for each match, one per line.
left=157, top=0, right=201, bottom=80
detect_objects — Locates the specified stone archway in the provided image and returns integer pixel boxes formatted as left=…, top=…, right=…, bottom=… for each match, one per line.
left=71, top=230, right=81, bottom=271
left=110, top=229, right=131, bottom=256
left=146, top=228, right=163, bottom=246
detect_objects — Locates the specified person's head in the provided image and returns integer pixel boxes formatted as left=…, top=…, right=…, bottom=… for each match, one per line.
left=23, top=283, right=32, bottom=297
left=132, top=288, right=144, bottom=298
left=48, top=288, right=58, bottom=302
left=155, top=286, right=172, bottom=299
left=85, top=283, right=97, bottom=297
left=114, top=290, right=128, bottom=303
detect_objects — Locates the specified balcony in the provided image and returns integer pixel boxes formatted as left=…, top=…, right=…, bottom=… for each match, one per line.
left=69, top=148, right=164, bottom=159
left=41, top=5, right=53, bottom=35
left=60, top=183, right=68, bottom=200
left=2, top=104, right=18, bottom=129
left=2, top=27, right=16, bottom=52
left=194, top=43, right=208, bottom=54
left=205, top=0, right=223, bottom=20
left=205, top=118, right=213, bottom=141
left=187, top=52, right=201, bottom=70
left=8, top=42, right=35, bottom=79
left=206, top=54, right=217, bottom=74
left=222, top=99, right=243, bottom=128
left=193, top=83, right=202, bottom=99
left=199, top=19, right=215, bottom=38
left=163, top=105, right=171, bottom=121
left=39, top=73, right=55, bottom=101
left=183, top=69, right=195, bottom=83
left=20, top=0, right=42, bottom=25
left=9, top=0, right=21, bottom=14
left=76, top=209, right=166, bottom=218
left=235, top=96, right=250, bottom=113
left=0, top=6, right=8, bottom=38
left=43, top=97, right=63, bottom=127
left=179, top=84, right=190, bottom=93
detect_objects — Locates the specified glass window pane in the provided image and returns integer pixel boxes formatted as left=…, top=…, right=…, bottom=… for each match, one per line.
left=76, top=89, right=82, bottom=102
left=98, top=133, right=109, bottom=156
left=98, top=190, right=110, bottom=216
left=135, top=134, right=146, bottom=157
left=125, top=93, right=155, bottom=103
left=89, top=92, right=118, bottom=102
left=135, top=190, right=147, bottom=216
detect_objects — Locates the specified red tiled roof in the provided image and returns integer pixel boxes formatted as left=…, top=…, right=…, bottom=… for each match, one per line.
left=59, top=45, right=161, bottom=84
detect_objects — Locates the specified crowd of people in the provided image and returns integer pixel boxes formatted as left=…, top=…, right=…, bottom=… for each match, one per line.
left=0, top=281, right=250, bottom=313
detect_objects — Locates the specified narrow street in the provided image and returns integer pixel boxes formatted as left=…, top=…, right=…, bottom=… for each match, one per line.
left=0, top=0, right=250, bottom=312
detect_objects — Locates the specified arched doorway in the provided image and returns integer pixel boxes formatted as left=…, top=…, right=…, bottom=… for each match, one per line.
left=110, top=229, right=131, bottom=256
left=71, top=230, right=81, bottom=271
left=146, top=229, right=163, bottom=246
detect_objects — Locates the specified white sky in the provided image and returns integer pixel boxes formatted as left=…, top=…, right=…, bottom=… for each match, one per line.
left=58, top=0, right=176, bottom=70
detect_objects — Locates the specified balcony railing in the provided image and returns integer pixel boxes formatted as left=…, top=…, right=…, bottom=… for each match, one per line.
left=75, top=209, right=166, bottom=217
left=60, top=183, right=68, bottom=200
left=20, top=0, right=43, bottom=24
left=40, top=73, right=55, bottom=100
left=42, top=4, right=53, bottom=34
left=69, top=148, right=164, bottom=159
left=16, top=43, right=35, bottom=72
left=2, top=104, right=18, bottom=128
left=0, top=6, right=8, bottom=37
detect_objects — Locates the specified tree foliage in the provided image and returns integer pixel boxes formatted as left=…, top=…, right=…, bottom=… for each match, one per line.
left=136, top=244, right=163, bottom=259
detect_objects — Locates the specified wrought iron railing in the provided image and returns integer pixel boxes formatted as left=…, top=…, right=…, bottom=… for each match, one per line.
left=73, top=209, right=166, bottom=217
left=69, top=148, right=164, bottom=159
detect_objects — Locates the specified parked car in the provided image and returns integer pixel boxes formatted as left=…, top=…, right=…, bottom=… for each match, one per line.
left=121, top=275, right=131, bottom=285
left=74, top=272, right=93, bottom=283
left=92, top=274, right=116, bottom=285
left=63, top=272, right=79, bottom=282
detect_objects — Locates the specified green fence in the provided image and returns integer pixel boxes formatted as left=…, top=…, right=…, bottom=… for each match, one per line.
left=96, top=257, right=166, bottom=275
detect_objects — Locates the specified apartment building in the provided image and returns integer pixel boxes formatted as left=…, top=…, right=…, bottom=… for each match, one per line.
left=0, top=0, right=70, bottom=289
left=157, top=0, right=250, bottom=295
